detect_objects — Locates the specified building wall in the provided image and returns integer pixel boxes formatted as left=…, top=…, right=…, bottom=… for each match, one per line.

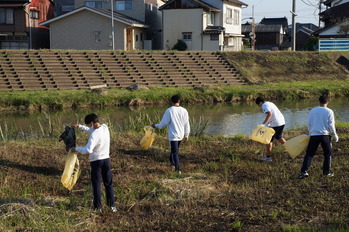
left=115, top=0, right=145, bottom=22
left=162, top=8, right=203, bottom=50
left=202, top=34, right=221, bottom=51
left=49, top=10, right=126, bottom=50
left=145, top=0, right=163, bottom=49
left=222, top=2, right=242, bottom=34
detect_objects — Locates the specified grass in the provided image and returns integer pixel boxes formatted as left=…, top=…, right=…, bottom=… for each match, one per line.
left=1, top=125, right=349, bottom=231
left=1, top=81, right=349, bottom=112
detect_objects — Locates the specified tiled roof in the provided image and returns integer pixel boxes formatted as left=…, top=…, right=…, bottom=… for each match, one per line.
left=242, top=24, right=283, bottom=33
left=159, top=0, right=220, bottom=12
left=41, top=6, right=148, bottom=28
left=203, top=26, right=225, bottom=34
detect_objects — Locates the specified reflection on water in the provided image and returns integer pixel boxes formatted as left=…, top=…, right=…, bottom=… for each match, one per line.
left=1, top=98, right=349, bottom=138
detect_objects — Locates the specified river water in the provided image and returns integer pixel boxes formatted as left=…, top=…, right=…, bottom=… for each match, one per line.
left=1, top=98, right=349, bottom=138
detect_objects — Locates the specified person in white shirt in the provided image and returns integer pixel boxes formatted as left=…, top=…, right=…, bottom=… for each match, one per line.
left=298, top=95, right=339, bottom=179
left=256, top=97, right=286, bottom=162
left=152, top=95, right=190, bottom=174
left=71, top=113, right=116, bottom=213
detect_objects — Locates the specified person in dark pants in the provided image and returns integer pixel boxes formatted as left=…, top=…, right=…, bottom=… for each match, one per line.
left=255, top=97, right=286, bottom=162
left=152, top=95, right=190, bottom=174
left=298, top=95, right=339, bottom=179
left=71, top=113, right=116, bottom=212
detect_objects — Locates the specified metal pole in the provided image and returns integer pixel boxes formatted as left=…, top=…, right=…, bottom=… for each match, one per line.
left=318, top=0, right=322, bottom=28
left=111, top=0, right=115, bottom=50
left=251, top=5, right=256, bottom=51
left=291, top=0, right=296, bottom=51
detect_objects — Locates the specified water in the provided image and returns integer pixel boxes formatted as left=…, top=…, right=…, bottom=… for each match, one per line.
left=1, top=98, right=349, bottom=138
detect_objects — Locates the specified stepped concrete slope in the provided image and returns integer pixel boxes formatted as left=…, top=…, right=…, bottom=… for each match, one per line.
left=0, top=50, right=245, bottom=91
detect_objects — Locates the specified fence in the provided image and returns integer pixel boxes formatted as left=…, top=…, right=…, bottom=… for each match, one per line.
left=318, top=38, right=349, bottom=52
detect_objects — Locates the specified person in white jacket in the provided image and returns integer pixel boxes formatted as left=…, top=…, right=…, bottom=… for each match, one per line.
left=152, top=95, right=190, bottom=174
left=298, top=95, right=339, bottom=179
left=71, top=113, right=116, bottom=213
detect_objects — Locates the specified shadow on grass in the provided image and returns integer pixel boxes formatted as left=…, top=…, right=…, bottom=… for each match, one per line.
left=0, top=159, right=61, bottom=176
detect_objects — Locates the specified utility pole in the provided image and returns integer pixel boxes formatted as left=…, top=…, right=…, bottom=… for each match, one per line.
left=291, top=0, right=296, bottom=51
left=318, top=0, right=322, bottom=28
left=111, top=0, right=115, bottom=50
left=251, top=5, right=256, bottom=51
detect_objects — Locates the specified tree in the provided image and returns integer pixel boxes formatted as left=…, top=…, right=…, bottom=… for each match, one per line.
left=172, top=39, right=187, bottom=51
left=338, top=18, right=349, bottom=38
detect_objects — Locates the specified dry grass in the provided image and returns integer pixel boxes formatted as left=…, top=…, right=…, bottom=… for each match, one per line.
left=1, top=128, right=349, bottom=231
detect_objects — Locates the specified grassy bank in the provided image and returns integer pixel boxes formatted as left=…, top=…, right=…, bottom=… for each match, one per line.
left=222, top=51, right=349, bottom=83
left=1, top=80, right=349, bottom=112
left=1, top=124, right=349, bottom=231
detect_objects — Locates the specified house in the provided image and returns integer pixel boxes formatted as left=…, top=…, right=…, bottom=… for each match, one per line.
left=260, top=17, right=288, bottom=33
left=41, top=6, right=149, bottom=50
left=320, top=0, right=349, bottom=27
left=53, top=0, right=74, bottom=16
left=313, top=0, right=349, bottom=39
left=241, top=23, right=287, bottom=50
left=286, top=23, right=319, bottom=50
left=41, top=0, right=164, bottom=50
left=0, top=0, right=54, bottom=49
left=159, top=0, right=248, bottom=51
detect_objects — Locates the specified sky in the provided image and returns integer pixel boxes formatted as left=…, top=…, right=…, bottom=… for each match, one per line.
left=241, top=0, right=321, bottom=26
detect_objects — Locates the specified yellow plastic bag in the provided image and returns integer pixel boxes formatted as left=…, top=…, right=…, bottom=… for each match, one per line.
left=140, top=126, right=156, bottom=150
left=284, top=134, right=310, bottom=159
left=61, top=151, right=81, bottom=190
left=250, top=125, right=275, bottom=144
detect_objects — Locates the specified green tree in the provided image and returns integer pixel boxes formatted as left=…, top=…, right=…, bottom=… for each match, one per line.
left=338, top=18, right=349, bottom=38
left=172, top=39, right=187, bottom=51
left=303, top=37, right=319, bottom=51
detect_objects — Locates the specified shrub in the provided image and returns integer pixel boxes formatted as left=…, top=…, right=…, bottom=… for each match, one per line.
left=172, top=39, right=187, bottom=51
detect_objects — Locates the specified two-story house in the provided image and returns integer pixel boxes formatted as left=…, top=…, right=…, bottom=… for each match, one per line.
left=314, top=0, right=349, bottom=38
left=159, top=0, right=247, bottom=51
left=0, top=0, right=54, bottom=49
left=41, top=0, right=164, bottom=50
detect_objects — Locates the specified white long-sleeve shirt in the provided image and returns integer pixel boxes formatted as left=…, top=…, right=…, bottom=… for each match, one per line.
left=75, top=124, right=110, bottom=162
left=155, top=106, right=190, bottom=141
left=308, top=106, right=336, bottom=136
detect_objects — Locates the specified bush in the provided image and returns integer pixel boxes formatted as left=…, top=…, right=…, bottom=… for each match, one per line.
left=172, top=39, right=187, bottom=51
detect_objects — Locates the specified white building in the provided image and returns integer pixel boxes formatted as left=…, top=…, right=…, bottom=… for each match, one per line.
left=159, top=0, right=247, bottom=51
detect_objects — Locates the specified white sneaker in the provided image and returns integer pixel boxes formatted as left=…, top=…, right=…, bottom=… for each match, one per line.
left=260, top=156, right=272, bottom=162
left=110, top=206, right=117, bottom=213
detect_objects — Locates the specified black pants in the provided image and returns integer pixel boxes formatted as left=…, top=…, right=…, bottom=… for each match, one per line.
left=170, top=141, right=181, bottom=171
left=301, top=135, right=332, bottom=174
left=90, top=158, right=115, bottom=209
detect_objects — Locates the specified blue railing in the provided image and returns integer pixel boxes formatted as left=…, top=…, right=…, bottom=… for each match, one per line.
left=319, top=38, right=349, bottom=51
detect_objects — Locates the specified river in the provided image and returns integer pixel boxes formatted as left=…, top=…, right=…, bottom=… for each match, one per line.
left=1, top=98, right=348, bottom=139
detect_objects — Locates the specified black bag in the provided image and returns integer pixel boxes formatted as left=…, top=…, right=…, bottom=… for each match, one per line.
left=59, top=126, right=76, bottom=152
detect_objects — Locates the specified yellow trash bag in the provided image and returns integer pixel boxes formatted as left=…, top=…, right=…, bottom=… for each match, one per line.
left=61, top=151, right=81, bottom=190
left=140, top=126, right=156, bottom=150
left=250, top=125, right=275, bottom=144
left=284, top=134, right=310, bottom=159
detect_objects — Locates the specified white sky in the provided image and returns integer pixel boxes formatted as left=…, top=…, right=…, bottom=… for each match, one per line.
left=241, top=0, right=321, bottom=26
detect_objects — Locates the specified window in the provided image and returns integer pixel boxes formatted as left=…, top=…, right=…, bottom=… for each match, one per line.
left=85, top=1, right=103, bottom=8
left=30, top=10, right=39, bottom=19
left=146, top=3, right=153, bottom=11
left=226, top=8, right=232, bottom=24
left=207, top=12, right=214, bottom=26
left=234, top=9, right=240, bottom=25
left=94, top=31, right=101, bottom=42
left=140, top=33, right=143, bottom=41
left=116, top=0, right=132, bottom=10
left=182, top=32, right=192, bottom=41
left=210, top=35, right=219, bottom=41
left=136, top=34, right=138, bottom=42
left=0, top=8, right=14, bottom=24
